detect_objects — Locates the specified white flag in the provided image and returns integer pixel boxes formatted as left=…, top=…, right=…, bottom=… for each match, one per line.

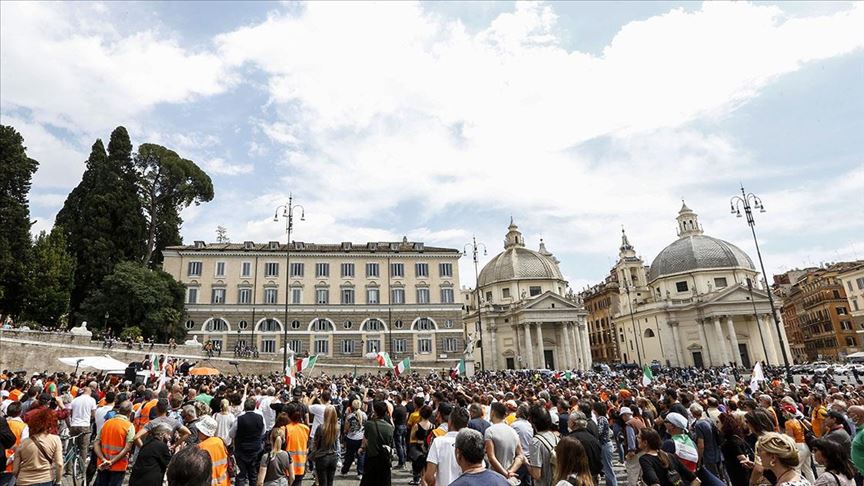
left=749, top=362, right=764, bottom=393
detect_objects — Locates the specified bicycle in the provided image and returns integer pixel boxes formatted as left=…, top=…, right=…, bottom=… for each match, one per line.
left=60, top=431, right=88, bottom=486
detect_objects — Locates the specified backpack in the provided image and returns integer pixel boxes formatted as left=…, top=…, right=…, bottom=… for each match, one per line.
left=535, top=432, right=558, bottom=472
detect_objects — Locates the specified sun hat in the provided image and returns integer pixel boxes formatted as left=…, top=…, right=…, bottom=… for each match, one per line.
left=619, top=407, right=633, bottom=416
left=665, top=412, right=688, bottom=430
left=197, top=415, right=218, bottom=437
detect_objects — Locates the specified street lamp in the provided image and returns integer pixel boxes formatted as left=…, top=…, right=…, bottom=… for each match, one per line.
left=274, top=194, right=305, bottom=374
left=730, top=185, right=792, bottom=382
left=623, top=279, right=642, bottom=366
left=464, top=237, right=487, bottom=371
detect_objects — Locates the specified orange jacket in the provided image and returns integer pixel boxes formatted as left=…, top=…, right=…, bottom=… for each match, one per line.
left=283, top=422, right=310, bottom=476
left=199, top=436, right=230, bottom=486
left=4, top=419, right=27, bottom=473
left=98, top=416, right=134, bottom=471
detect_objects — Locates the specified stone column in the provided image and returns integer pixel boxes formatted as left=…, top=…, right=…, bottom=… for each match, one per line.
left=775, top=314, right=793, bottom=367
left=726, top=316, right=742, bottom=367
left=535, top=322, right=545, bottom=369
left=713, top=316, right=730, bottom=366
left=581, top=323, right=593, bottom=369
left=489, top=324, right=498, bottom=370
left=759, top=314, right=778, bottom=365
left=698, top=321, right=712, bottom=367
left=559, top=325, right=571, bottom=371
left=524, top=323, right=535, bottom=369
left=564, top=323, right=575, bottom=369
left=669, top=321, right=684, bottom=367
left=576, top=323, right=587, bottom=370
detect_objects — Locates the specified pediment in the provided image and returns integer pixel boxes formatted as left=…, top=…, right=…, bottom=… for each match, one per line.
left=702, top=284, right=769, bottom=305
left=523, top=291, right=582, bottom=310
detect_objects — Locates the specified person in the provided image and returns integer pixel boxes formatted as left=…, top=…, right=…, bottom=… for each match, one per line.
left=592, top=401, right=618, bottom=486
left=718, top=412, right=752, bottom=486
left=823, top=410, right=851, bottom=450
left=135, top=397, right=191, bottom=448
left=2, top=402, right=28, bottom=486
left=68, top=383, right=97, bottom=476
left=512, top=403, right=535, bottom=486
left=484, top=401, right=524, bottom=481
left=449, top=428, right=510, bottom=486
left=425, top=405, right=469, bottom=486
left=638, top=428, right=700, bottom=486
left=360, top=400, right=394, bottom=486
left=257, top=417, right=295, bottom=486
left=661, top=412, right=698, bottom=474
left=621, top=406, right=644, bottom=486
left=808, top=394, right=828, bottom=438
left=93, top=400, right=136, bottom=486
left=746, top=409, right=782, bottom=486
left=810, top=437, right=856, bottom=486
left=167, top=445, right=213, bottom=486
left=467, top=403, right=490, bottom=438
left=529, top=403, right=559, bottom=486
left=755, top=432, right=811, bottom=486
left=553, top=435, right=595, bottom=486
left=129, top=423, right=172, bottom=485
left=392, top=393, right=408, bottom=470
left=311, top=406, right=339, bottom=486
left=690, top=403, right=722, bottom=479
left=282, top=403, right=310, bottom=486
left=214, top=398, right=236, bottom=447
left=408, top=404, right=433, bottom=486
left=11, top=408, right=62, bottom=486
left=567, top=412, right=603, bottom=483
left=848, top=405, right=864, bottom=476
left=232, top=397, right=264, bottom=486
left=782, top=403, right=815, bottom=484
left=196, top=415, right=231, bottom=486
left=341, top=399, right=367, bottom=479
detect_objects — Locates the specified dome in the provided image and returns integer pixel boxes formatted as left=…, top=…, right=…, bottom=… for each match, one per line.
left=477, top=220, right=564, bottom=287
left=648, top=234, right=754, bottom=282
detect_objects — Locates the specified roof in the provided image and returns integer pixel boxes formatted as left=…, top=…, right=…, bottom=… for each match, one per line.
left=165, top=240, right=460, bottom=254
left=478, top=246, right=564, bottom=287
left=648, top=234, right=754, bottom=282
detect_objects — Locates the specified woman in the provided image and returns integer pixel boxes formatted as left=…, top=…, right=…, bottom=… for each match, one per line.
left=359, top=400, right=393, bottom=486
left=637, top=428, right=700, bottom=486
left=718, top=412, right=752, bottom=486
left=745, top=409, right=781, bottom=486
left=782, top=404, right=815, bottom=484
left=553, top=435, right=595, bottom=486
left=408, top=405, right=433, bottom=486
left=754, top=432, right=811, bottom=486
left=270, top=412, right=291, bottom=453
left=593, top=401, right=618, bottom=486
left=130, top=424, right=172, bottom=485
left=214, top=398, right=236, bottom=447
left=810, top=438, right=855, bottom=486
left=257, top=421, right=295, bottom=486
left=340, top=399, right=367, bottom=479
left=12, top=408, right=62, bottom=486
left=312, top=406, right=339, bottom=486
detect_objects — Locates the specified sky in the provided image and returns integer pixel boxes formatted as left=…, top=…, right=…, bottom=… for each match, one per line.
left=2, top=1, right=862, bottom=290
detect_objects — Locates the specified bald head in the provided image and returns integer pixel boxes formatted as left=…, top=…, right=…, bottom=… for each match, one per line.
left=848, top=405, right=864, bottom=425
left=117, top=400, right=133, bottom=417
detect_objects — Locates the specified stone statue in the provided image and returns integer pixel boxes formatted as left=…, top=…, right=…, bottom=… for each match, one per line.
left=463, top=334, right=477, bottom=357
left=69, top=321, right=93, bottom=337
left=184, top=335, right=200, bottom=346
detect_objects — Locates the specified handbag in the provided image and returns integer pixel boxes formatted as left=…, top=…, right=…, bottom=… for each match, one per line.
left=374, top=421, right=394, bottom=462
left=32, top=437, right=58, bottom=484
left=407, top=444, right=424, bottom=462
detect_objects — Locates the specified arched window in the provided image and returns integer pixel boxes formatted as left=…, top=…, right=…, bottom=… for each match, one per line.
left=343, top=320, right=353, bottom=329
left=363, top=319, right=385, bottom=332
left=207, top=318, right=228, bottom=332
left=394, top=320, right=404, bottom=329
left=291, top=320, right=301, bottom=330
left=312, top=319, right=334, bottom=332
left=644, top=328, right=655, bottom=338
left=185, top=320, right=195, bottom=330
left=238, top=320, right=248, bottom=330
left=414, top=318, right=435, bottom=331
left=259, top=319, right=281, bottom=332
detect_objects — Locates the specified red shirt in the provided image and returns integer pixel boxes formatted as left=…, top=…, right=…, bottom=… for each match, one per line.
left=23, top=404, right=70, bottom=435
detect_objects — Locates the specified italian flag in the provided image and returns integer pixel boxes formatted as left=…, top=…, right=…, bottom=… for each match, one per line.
left=642, top=364, right=654, bottom=386
left=450, top=359, right=465, bottom=379
left=150, top=354, right=160, bottom=376
left=394, top=358, right=410, bottom=376
left=554, top=371, right=573, bottom=380
left=295, top=355, right=318, bottom=373
left=376, top=351, right=393, bottom=368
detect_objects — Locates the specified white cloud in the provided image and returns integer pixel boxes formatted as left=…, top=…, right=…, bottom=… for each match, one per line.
left=1, top=115, right=88, bottom=189
left=200, top=157, right=254, bottom=176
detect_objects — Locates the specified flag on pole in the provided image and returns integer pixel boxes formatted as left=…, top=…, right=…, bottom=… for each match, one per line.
left=151, top=354, right=160, bottom=376
left=394, top=358, right=410, bottom=376
left=749, top=361, right=764, bottom=393
left=450, top=359, right=465, bottom=379
left=642, top=365, right=654, bottom=386
left=295, top=355, right=318, bottom=373
left=376, top=351, right=393, bottom=368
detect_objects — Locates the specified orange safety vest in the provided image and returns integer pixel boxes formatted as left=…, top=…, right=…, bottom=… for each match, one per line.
left=98, top=416, right=134, bottom=471
left=135, top=399, right=158, bottom=431
left=9, top=389, right=22, bottom=402
left=283, top=422, right=310, bottom=476
left=199, top=436, right=230, bottom=486
left=4, top=419, right=27, bottom=473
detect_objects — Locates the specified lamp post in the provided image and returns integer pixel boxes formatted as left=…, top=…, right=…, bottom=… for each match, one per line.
left=730, top=185, right=792, bottom=382
left=464, top=237, right=487, bottom=371
left=623, top=279, right=642, bottom=366
left=746, top=277, right=770, bottom=365
left=274, top=194, right=305, bottom=374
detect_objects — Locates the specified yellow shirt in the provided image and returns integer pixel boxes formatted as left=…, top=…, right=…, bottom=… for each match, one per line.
left=811, top=406, right=827, bottom=437
left=785, top=418, right=805, bottom=444
left=407, top=410, right=421, bottom=430
left=504, top=413, right=516, bottom=425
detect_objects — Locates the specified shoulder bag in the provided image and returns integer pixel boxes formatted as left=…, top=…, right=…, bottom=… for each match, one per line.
left=374, top=420, right=394, bottom=462
left=31, top=437, right=58, bottom=484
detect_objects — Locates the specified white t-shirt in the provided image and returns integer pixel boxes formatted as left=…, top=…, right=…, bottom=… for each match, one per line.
left=426, top=430, right=461, bottom=486
left=69, top=393, right=97, bottom=427
left=258, top=396, right=276, bottom=431
left=309, top=403, right=326, bottom=438
left=95, top=404, right=113, bottom=435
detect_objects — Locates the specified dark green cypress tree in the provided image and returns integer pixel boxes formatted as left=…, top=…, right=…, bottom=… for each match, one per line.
left=106, top=127, right=147, bottom=261
left=23, top=229, right=75, bottom=326
left=0, top=125, right=39, bottom=320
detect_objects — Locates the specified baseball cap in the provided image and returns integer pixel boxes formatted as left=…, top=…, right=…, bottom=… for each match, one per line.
left=619, top=407, right=633, bottom=416
left=665, top=412, right=688, bottom=430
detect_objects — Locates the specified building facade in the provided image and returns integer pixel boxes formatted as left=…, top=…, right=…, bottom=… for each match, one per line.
left=773, top=270, right=812, bottom=364
left=837, top=263, right=864, bottom=319
left=161, top=238, right=465, bottom=366
left=580, top=272, right=621, bottom=363
left=610, top=203, right=791, bottom=368
left=462, top=220, right=590, bottom=371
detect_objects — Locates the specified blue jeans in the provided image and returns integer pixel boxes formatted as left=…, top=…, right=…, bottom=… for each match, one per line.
left=94, top=470, right=125, bottom=486
left=341, top=437, right=365, bottom=475
left=394, top=425, right=407, bottom=466
left=0, top=472, right=16, bottom=486
left=601, top=441, right=618, bottom=486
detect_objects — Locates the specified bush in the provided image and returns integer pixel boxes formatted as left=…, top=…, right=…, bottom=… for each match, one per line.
left=120, top=326, right=142, bottom=341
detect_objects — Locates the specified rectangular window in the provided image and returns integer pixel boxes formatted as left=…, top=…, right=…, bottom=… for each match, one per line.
left=211, top=288, right=225, bottom=304
left=841, top=320, right=852, bottom=331
left=215, top=261, right=226, bottom=277
left=316, top=263, right=329, bottom=278
left=418, top=338, right=432, bottom=354
left=366, top=339, right=380, bottom=353
left=262, top=339, right=276, bottom=353
left=440, top=288, right=454, bottom=303
left=415, top=263, right=429, bottom=277
left=341, top=288, right=355, bottom=304
left=848, top=281, right=854, bottom=292
left=714, top=277, right=728, bottom=288
left=443, top=337, right=459, bottom=353
left=391, top=263, right=404, bottom=278
left=675, top=281, right=689, bottom=292
left=187, top=288, right=198, bottom=304
left=416, top=288, right=430, bottom=304
left=341, top=340, right=355, bottom=354
left=854, top=299, right=860, bottom=311
left=241, top=262, right=252, bottom=278
left=264, top=288, right=278, bottom=304
left=529, top=286, right=542, bottom=296
left=485, top=291, right=493, bottom=302
left=439, top=263, right=453, bottom=278
left=857, top=277, right=864, bottom=290
left=340, top=263, right=354, bottom=278
left=391, top=288, right=405, bottom=304
left=366, top=263, right=379, bottom=278
left=502, top=288, right=510, bottom=299
left=290, top=263, right=304, bottom=277
left=265, top=262, right=279, bottom=277
left=314, top=339, right=329, bottom=355
left=238, top=288, right=251, bottom=304
left=838, top=307, right=848, bottom=315
left=289, top=340, right=302, bottom=354
left=291, top=288, right=302, bottom=304
left=367, top=288, right=380, bottom=304
left=394, top=339, right=407, bottom=354
left=188, top=261, right=202, bottom=276
left=316, top=288, right=329, bottom=304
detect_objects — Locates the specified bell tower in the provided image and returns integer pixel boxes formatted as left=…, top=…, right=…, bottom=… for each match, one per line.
left=676, top=200, right=704, bottom=238
left=615, top=227, right=649, bottom=304
left=504, top=217, right=525, bottom=249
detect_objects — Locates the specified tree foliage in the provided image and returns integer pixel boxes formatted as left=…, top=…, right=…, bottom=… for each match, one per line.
left=22, top=229, right=75, bottom=326
left=82, top=261, right=186, bottom=341
left=135, top=144, right=214, bottom=266
left=0, top=125, right=38, bottom=318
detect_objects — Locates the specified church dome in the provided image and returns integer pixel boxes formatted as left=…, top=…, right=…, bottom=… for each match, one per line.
left=478, top=220, right=564, bottom=287
left=647, top=202, right=754, bottom=282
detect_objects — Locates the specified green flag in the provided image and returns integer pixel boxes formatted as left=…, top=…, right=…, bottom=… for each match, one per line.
left=642, top=364, right=654, bottom=386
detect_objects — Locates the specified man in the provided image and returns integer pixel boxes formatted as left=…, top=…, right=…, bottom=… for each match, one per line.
left=1, top=402, right=28, bottom=486
left=706, top=397, right=722, bottom=427
left=425, top=406, right=470, bottom=486
left=93, top=401, right=136, bottom=486
left=230, top=397, right=264, bottom=486
left=830, top=400, right=857, bottom=438
left=450, top=429, right=510, bottom=486
left=528, top=404, right=558, bottom=486
left=393, top=393, right=409, bottom=469
left=484, top=402, right=524, bottom=480
left=431, top=402, right=453, bottom=441
left=467, top=403, right=490, bottom=437
left=620, top=407, right=643, bottom=486
left=181, top=404, right=201, bottom=446
left=567, top=412, right=602, bottom=483
left=134, top=398, right=191, bottom=448
left=849, top=405, right=864, bottom=477
left=824, top=410, right=852, bottom=450
left=95, top=392, right=116, bottom=436
left=808, top=393, right=828, bottom=437
left=690, top=403, right=722, bottom=478
left=196, top=415, right=230, bottom=486
left=661, top=412, right=698, bottom=473
left=167, top=444, right=213, bottom=486
left=511, top=404, right=534, bottom=470
left=257, top=386, right=278, bottom=432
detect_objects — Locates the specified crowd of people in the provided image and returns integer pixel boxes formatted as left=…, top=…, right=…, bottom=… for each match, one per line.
left=0, top=360, right=862, bottom=486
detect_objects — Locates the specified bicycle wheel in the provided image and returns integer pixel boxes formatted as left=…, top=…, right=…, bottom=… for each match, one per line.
left=71, top=453, right=87, bottom=486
